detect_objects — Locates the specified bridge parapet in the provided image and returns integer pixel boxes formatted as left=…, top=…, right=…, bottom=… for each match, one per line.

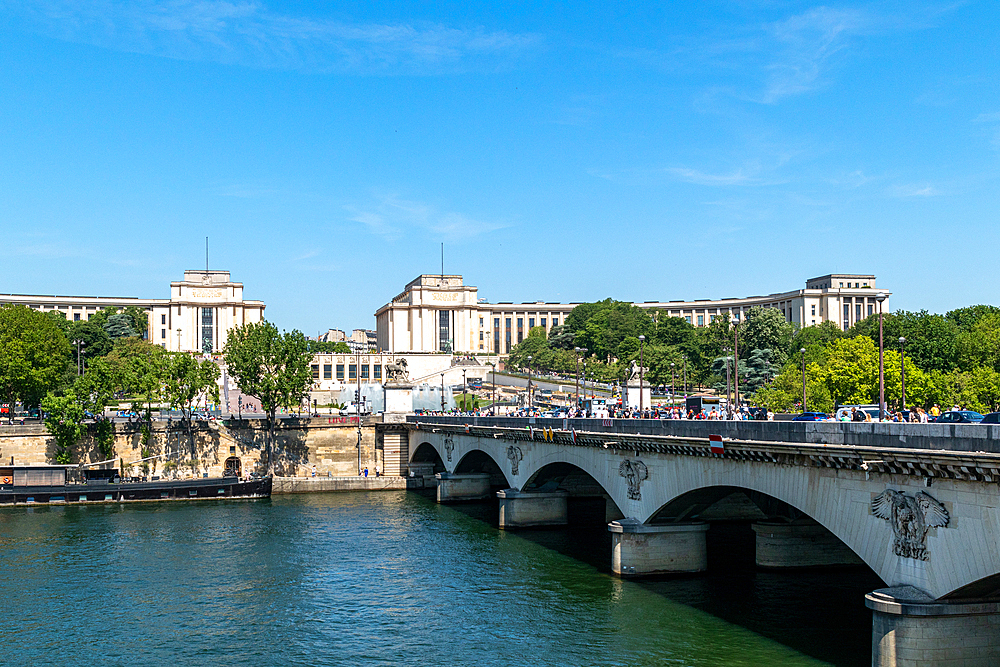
left=407, top=418, right=1000, bottom=483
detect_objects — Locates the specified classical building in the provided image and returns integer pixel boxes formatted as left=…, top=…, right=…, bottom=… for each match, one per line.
left=374, top=273, right=891, bottom=354
left=0, top=269, right=265, bottom=354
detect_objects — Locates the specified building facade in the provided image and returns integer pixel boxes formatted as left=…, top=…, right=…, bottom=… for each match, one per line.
left=0, top=269, right=265, bottom=354
left=375, top=273, right=890, bottom=354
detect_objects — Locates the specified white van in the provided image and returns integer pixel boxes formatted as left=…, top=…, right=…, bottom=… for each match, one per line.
left=835, top=405, right=881, bottom=422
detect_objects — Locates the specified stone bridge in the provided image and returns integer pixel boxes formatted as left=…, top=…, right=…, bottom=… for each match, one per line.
left=377, top=416, right=1000, bottom=667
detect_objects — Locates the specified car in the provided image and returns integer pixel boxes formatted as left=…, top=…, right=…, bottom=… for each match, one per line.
left=935, top=410, right=985, bottom=423
left=792, top=412, right=829, bottom=421
left=982, top=412, right=1000, bottom=424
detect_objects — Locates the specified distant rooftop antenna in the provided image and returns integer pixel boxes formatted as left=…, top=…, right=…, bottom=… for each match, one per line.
left=206, top=236, right=209, bottom=272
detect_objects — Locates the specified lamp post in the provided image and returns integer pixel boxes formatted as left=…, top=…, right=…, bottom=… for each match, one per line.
left=574, top=347, right=587, bottom=411
left=670, top=362, right=675, bottom=411
left=876, top=292, right=887, bottom=421
left=800, top=347, right=807, bottom=413
left=638, top=335, right=646, bottom=414
left=462, top=368, right=467, bottom=413
left=73, top=339, right=85, bottom=376
left=733, top=325, right=740, bottom=411
left=488, top=362, right=496, bottom=415
left=526, top=355, right=532, bottom=411
left=723, top=347, right=732, bottom=418
left=440, top=373, right=445, bottom=412
left=899, top=336, right=907, bottom=414
left=176, top=327, right=182, bottom=353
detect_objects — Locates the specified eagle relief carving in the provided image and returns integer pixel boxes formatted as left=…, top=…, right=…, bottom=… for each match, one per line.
left=871, top=489, right=950, bottom=561
left=506, top=446, right=523, bottom=476
left=619, top=459, right=648, bottom=501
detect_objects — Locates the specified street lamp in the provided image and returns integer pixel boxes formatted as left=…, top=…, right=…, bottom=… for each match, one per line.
left=488, top=362, right=496, bottom=416
left=526, top=355, right=532, bottom=411
left=899, top=336, right=907, bottom=414
left=440, top=373, right=446, bottom=412
left=176, top=327, right=182, bottom=353
left=670, top=362, right=675, bottom=410
left=723, top=346, right=732, bottom=417
left=638, top=335, right=646, bottom=414
left=73, top=339, right=85, bottom=376
left=800, top=348, right=807, bottom=413
left=876, top=292, right=887, bottom=421
left=574, top=347, right=587, bottom=411
left=733, top=325, right=740, bottom=411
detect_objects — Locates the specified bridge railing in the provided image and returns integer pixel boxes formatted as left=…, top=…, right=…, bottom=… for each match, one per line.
left=405, top=415, right=1000, bottom=454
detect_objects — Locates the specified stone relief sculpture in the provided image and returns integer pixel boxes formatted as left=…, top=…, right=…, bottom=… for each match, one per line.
left=619, top=459, right=648, bottom=500
left=444, top=436, right=454, bottom=462
left=871, top=489, right=950, bottom=561
left=385, top=358, right=410, bottom=384
left=506, top=446, right=523, bottom=476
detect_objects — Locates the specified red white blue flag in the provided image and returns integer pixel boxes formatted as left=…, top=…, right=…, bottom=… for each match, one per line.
left=709, top=434, right=724, bottom=454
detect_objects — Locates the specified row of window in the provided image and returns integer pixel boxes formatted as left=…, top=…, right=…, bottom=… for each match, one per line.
left=311, top=364, right=384, bottom=381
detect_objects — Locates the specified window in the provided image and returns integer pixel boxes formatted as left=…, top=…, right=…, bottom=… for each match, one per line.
left=323, top=364, right=332, bottom=380
left=505, top=318, right=512, bottom=353
left=517, top=318, right=524, bottom=344
left=710, top=314, right=716, bottom=323
left=552, top=318, right=559, bottom=327
left=856, top=304, right=862, bottom=321
left=311, top=364, right=319, bottom=380
left=811, top=305, right=816, bottom=316
left=161, top=329, right=166, bottom=339
left=843, top=303, right=850, bottom=327
left=201, top=307, right=213, bottom=353
left=74, top=313, right=81, bottom=321
left=479, top=318, right=484, bottom=327
left=811, top=320, right=816, bottom=325
left=868, top=304, right=874, bottom=316
left=529, top=317, right=535, bottom=328
left=439, top=310, right=451, bottom=352
left=161, top=314, right=166, bottom=325
left=855, top=282, right=860, bottom=288
left=361, top=365, right=369, bottom=379
left=336, top=364, right=345, bottom=381
left=349, top=364, right=357, bottom=380
left=494, top=318, right=500, bottom=353
left=685, top=316, right=692, bottom=324
left=373, top=365, right=381, bottom=380
left=697, top=315, right=704, bottom=326
left=541, top=318, right=546, bottom=328
left=839, top=282, right=844, bottom=288
left=479, top=332, right=484, bottom=340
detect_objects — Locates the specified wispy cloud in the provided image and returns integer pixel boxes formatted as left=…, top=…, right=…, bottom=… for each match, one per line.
left=2, top=0, right=541, bottom=74
left=345, top=194, right=507, bottom=242
left=667, top=165, right=787, bottom=187
left=889, top=183, right=941, bottom=197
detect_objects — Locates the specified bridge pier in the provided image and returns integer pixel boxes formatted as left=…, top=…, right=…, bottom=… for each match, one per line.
left=752, top=521, right=864, bottom=568
left=496, top=489, right=568, bottom=529
left=867, top=588, right=1000, bottom=666
left=435, top=473, right=492, bottom=503
left=609, top=519, right=708, bottom=576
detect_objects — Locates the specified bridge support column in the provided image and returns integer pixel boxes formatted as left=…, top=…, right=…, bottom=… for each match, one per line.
left=435, top=473, right=492, bottom=503
left=752, top=521, right=864, bottom=568
left=867, top=588, right=1000, bottom=667
left=609, top=519, right=708, bottom=576
left=496, top=489, right=568, bottom=529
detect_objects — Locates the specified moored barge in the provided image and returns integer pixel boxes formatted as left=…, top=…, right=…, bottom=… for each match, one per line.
left=0, top=464, right=271, bottom=506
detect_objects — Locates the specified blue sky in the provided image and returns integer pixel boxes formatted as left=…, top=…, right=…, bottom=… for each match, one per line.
left=1, top=1, right=998, bottom=335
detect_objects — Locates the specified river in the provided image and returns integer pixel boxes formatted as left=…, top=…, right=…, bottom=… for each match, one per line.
left=0, top=492, right=881, bottom=666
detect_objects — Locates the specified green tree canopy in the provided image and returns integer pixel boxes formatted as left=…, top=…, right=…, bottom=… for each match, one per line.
left=0, top=305, right=70, bottom=418
left=224, top=321, right=313, bottom=474
left=849, top=310, right=959, bottom=372
left=739, top=306, right=795, bottom=360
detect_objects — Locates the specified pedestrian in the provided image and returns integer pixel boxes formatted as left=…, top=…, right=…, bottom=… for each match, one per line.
left=364, top=467, right=369, bottom=478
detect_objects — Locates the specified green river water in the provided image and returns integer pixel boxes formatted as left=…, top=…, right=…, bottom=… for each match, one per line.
left=0, top=491, right=882, bottom=666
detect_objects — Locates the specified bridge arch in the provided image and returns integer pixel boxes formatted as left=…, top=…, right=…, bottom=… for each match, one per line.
left=454, top=449, right=511, bottom=489
left=409, top=441, right=446, bottom=475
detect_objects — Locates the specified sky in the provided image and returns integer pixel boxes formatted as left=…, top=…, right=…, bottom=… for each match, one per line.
left=1, top=1, right=998, bottom=335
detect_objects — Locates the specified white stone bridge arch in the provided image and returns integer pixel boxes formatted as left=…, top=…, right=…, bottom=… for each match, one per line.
left=385, top=418, right=1000, bottom=666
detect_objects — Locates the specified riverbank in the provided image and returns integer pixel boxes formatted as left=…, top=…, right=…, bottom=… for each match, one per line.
left=273, top=475, right=428, bottom=494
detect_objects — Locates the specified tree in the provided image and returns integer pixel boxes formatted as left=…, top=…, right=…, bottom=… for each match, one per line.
left=164, top=353, right=221, bottom=464
left=0, top=305, right=70, bottom=421
left=740, top=306, right=795, bottom=359
left=946, top=305, right=1000, bottom=330
left=107, top=338, right=168, bottom=455
left=742, top=348, right=782, bottom=393
left=850, top=310, right=959, bottom=372
left=791, top=321, right=844, bottom=365
left=122, top=306, right=149, bottom=339
left=66, top=319, right=113, bottom=363
left=224, top=321, right=313, bottom=474
left=547, top=324, right=575, bottom=350
left=42, top=390, right=86, bottom=464
left=308, top=340, right=352, bottom=354
left=104, top=313, right=138, bottom=339
left=956, top=313, right=1000, bottom=373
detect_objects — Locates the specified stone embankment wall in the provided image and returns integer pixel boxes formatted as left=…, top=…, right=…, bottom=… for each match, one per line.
left=0, top=418, right=379, bottom=478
